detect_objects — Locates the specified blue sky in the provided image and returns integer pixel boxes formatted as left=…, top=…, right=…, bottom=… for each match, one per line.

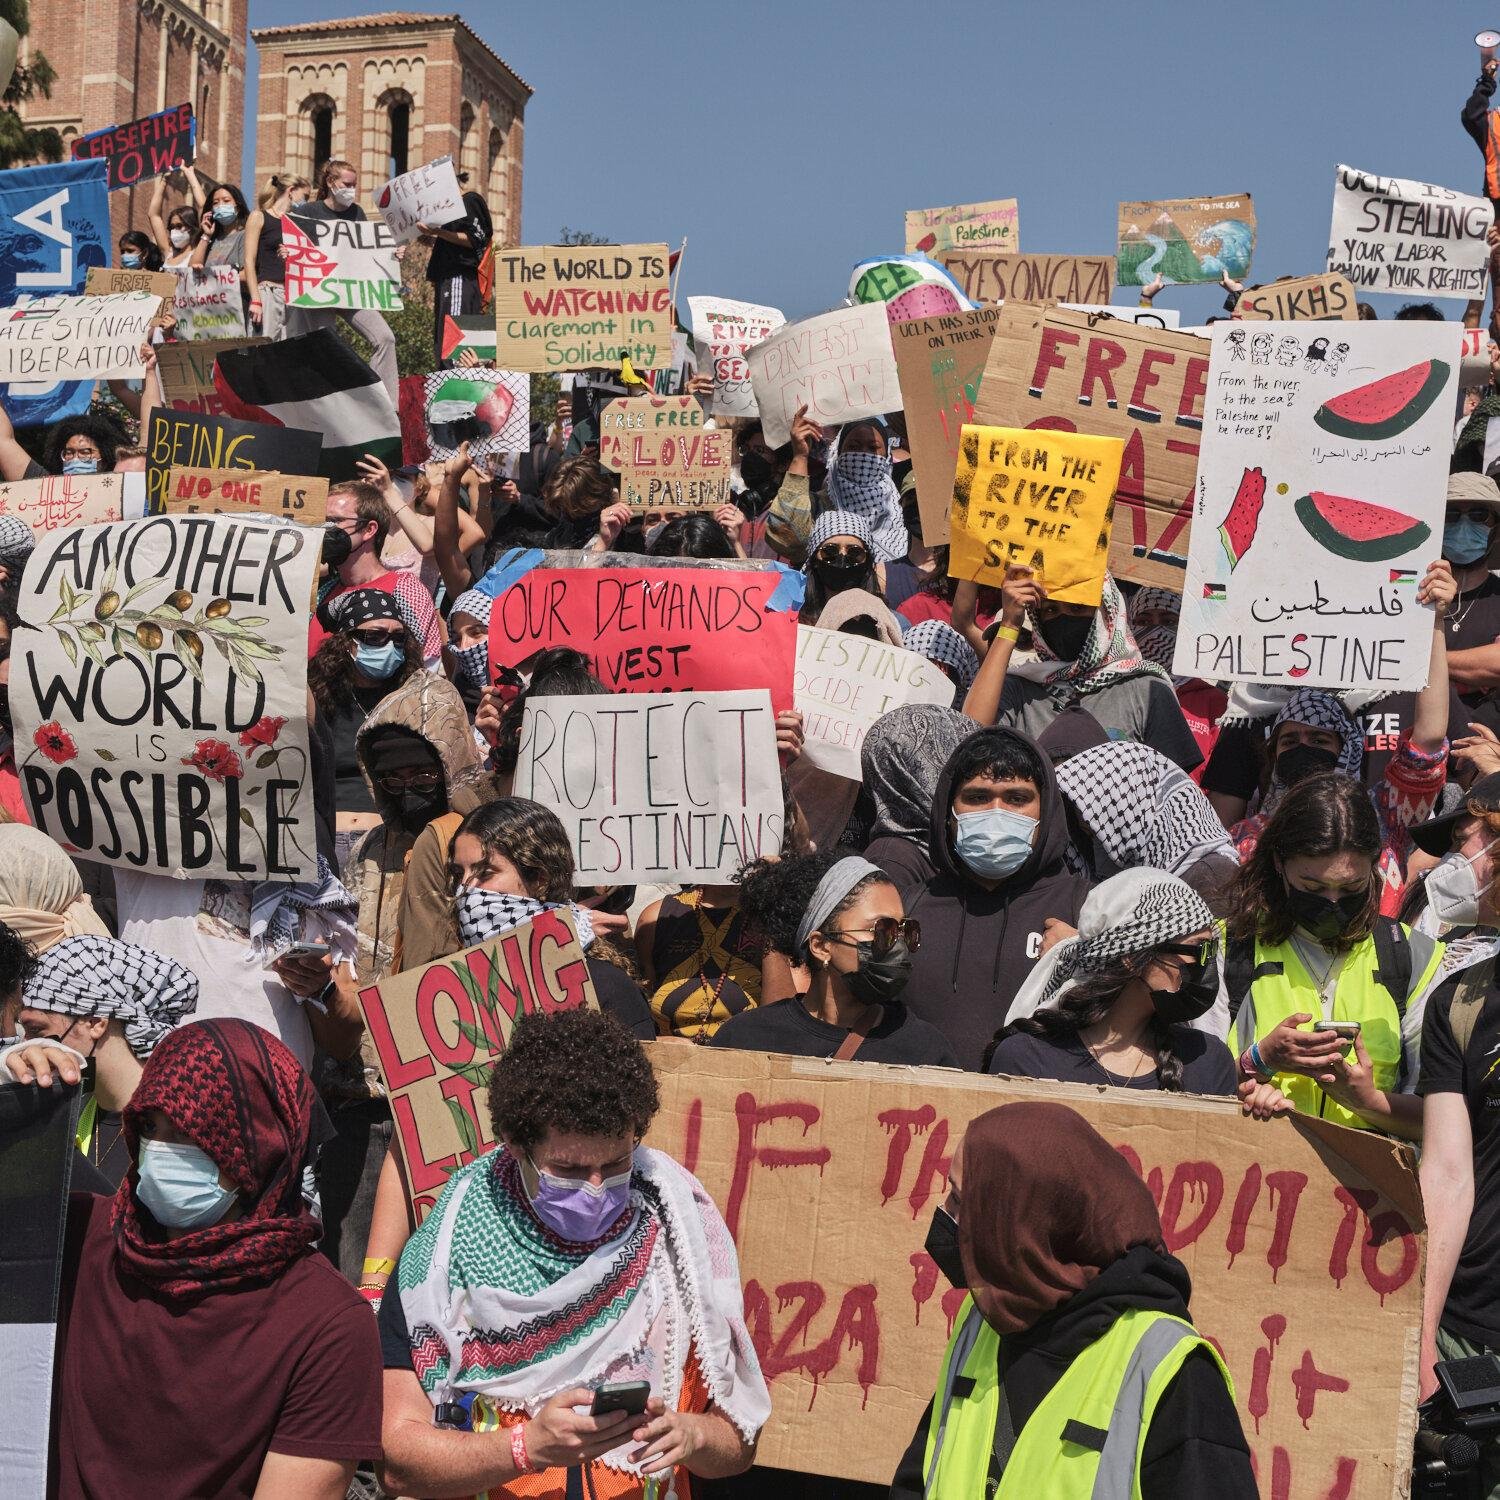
left=245, top=0, right=1498, bottom=322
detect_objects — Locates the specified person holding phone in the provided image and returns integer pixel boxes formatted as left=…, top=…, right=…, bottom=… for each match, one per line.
left=379, top=1009, right=769, bottom=1498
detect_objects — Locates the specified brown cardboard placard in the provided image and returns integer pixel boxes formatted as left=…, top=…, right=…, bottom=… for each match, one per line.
left=163, top=466, right=329, bottom=524
left=975, top=305, right=1209, bottom=590
left=891, top=308, right=1002, bottom=544
left=904, top=197, right=1019, bottom=256
left=597, top=393, right=732, bottom=511
left=155, top=336, right=264, bottom=415
left=1235, top=273, right=1359, bottom=321
left=938, top=251, right=1115, bottom=305
left=84, top=265, right=178, bottom=304
left=1116, top=193, right=1256, bottom=285
left=0, top=472, right=131, bottom=534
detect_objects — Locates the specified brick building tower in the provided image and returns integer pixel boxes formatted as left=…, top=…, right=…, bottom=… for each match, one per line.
left=252, top=12, right=528, bottom=243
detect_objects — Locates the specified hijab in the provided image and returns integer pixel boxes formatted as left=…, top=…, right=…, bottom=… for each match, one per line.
left=1259, top=689, right=1363, bottom=819
left=1006, top=575, right=1168, bottom=701
left=862, top=704, right=977, bottom=845
left=0, top=825, right=112, bottom=951
left=960, top=1102, right=1165, bottom=1335
left=902, top=619, right=979, bottom=701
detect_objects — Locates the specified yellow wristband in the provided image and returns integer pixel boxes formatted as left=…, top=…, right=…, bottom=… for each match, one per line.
left=994, top=624, right=1021, bottom=643
left=362, top=1256, right=397, bottom=1277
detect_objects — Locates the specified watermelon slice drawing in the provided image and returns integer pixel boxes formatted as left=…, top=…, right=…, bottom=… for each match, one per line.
left=887, top=282, right=965, bottom=323
left=1293, top=492, right=1431, bottom=562
left=1218, top=465, right=1265, bottom=570
left=1312, top=359, right=1450, bottom=441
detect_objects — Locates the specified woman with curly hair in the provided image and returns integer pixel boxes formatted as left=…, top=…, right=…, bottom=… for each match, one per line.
left=0, top=404, right=131, bottom=483
left=380, top=1009, right=770, bottom=1499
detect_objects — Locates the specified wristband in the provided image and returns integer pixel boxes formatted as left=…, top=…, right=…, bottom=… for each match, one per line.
left=363, top=1257, right=396, bottom=1277
left=1249, top=1040, right=1271, bottom=1079
left=511, top=1421, right=537, bottom=1474
left=994, top=623, right=1021, bottom=643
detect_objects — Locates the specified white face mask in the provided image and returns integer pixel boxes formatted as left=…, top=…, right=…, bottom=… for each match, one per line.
left=1426, top=843, right=1499, bottom=929
left=169, top=227, right=191, bottom=249
left=331, top=185, right=356, bottom=208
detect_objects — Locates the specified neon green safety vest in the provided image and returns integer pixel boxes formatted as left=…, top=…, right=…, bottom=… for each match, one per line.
left=1229, top=927, right=1442, bottom=1132
left=920, top=1297, right=1232, bottom=1499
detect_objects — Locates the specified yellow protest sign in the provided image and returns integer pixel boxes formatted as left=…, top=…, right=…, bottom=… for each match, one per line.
left=949, top=425, right=1123, bottom=606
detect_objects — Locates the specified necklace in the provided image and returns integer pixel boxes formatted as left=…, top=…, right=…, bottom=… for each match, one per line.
left=1080, top=1030, right=1152, bottom=1086
left=1289, top=932, right=1344, bottom=1012
left=1448, top=581, right=1485, bottom=635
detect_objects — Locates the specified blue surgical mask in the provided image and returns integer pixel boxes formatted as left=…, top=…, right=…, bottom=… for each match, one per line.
left=61, top=457, right=98, bottom=475
left=453, top=639, right=489, bottom=690
left=953, top=806, right=1037, bottom=880
left=135, top=1139, right=237, bottom=1230
left=120, top=252, right=142, bottom=268
left=355, top=640, right=405, bottom=679
left=525, top=1152, right=634, bottom=1242
left=212, top=203, right=238, bottom=225
left=1445, top=517, right=1492, bottom=566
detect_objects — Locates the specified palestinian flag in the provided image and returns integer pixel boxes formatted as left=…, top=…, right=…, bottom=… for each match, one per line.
left=212, top=328, right=400, bottom=481
left=440, top=314, right=497, bottom=363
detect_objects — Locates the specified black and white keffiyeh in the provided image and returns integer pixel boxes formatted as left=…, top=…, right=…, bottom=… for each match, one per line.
left=1254, top=689, right=1364, bottom=819
left=902, top=620, right=979, bottom=698
left=248, top=856, right=359, bottom=964
left=455, top=888, right=596, bottom=951
left=325, top=585, right=421, bottom=645
left=806, top=509, right=876, bottom=562
left=0, top=513, right=35, bottom=568
left=24, top=935, right=198, bottom=1060
left=824, top=438, right=907, bottom=562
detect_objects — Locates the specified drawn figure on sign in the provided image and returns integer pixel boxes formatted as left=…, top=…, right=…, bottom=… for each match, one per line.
left=1325, top=342, right=1351, bottom=376
left=1227, top=329, right=1247, bottom=362
left=1304, top=337, right=1329, bottom=372
left=1275, top=336, right=1300, bottom=368
left=1251, top=334, right=1273, bottom=365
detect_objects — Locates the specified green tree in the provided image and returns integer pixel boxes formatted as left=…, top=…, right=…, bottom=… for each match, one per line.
left=0, top=0, right=60, bottom=169
left=558, top=227, right=613, bottom=246
left=332, top=239, right=436, bottom=380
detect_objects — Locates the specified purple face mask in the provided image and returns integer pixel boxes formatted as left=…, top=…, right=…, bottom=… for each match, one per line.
left=525, top=1153, right=634, bottom=1242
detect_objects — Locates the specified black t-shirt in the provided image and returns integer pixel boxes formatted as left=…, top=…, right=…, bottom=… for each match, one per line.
left=427, top=191, right=492, bottom=282
left=711, top=997, right=959, bottom=1067
left=1418, top=976, right=1500, bottom=1346
left=588, top=958, right=655, bottom=1040
left=987, top=1026, right=1238, bottom=1096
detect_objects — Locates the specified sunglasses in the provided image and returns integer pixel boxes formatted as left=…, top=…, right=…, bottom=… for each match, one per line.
left=375, top=768, right=442, bottom=793
left=1158, top=939, right=1218, bottom=968
left=815, top=544, right=869, bottom=566
left=825, top=916, right=921, bottom=957
left=1447, top=506, right=1497, bottom=525
left=352, top=626, right=403, bottom=647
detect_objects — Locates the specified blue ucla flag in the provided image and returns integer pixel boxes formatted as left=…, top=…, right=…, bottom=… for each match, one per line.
left=0, top=159, right=110, bottom=428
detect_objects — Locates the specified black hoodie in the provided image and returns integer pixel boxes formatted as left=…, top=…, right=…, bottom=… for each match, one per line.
left=889, top=1244, right=1257, bottom=1499
left=902, top=727, right=1091, bottom=1070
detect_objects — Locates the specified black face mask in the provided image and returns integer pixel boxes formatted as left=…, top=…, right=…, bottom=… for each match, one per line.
left=1037, top=611, right=1093, bottom=661
left=1274, top=742, right=1340, bottom=786
left=1286, top=884, right=1366, bottom=943
left=739, top=450, right=778, bottom=494
left=811, top=557, right=870, bottom=597
left=321, top=525, right=352, bottom=570
left=902, top=502, right=922, bottom=540
left=394, top=785, right=445, bottom=830
left=1150, top=956, right=1220, bottom=1025
left=924, top=1205, right=965, bottom=1289
left=842, top=938, right=913, bottom=1006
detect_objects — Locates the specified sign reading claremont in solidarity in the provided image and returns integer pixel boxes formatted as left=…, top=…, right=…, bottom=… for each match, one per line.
left=492, top=243, right=672, bottom=371
left=10, top=514, right=321, bottom=880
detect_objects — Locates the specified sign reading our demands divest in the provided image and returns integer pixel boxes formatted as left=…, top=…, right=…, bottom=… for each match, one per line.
left=598, top=394, right=732, bottom=511
left=11, top=515, right=321, bottom=879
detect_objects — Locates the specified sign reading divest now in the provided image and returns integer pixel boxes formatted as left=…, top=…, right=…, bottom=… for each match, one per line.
left=598, top=394, right=732, bottom=511
left=11, top=515, right=320, bottom=879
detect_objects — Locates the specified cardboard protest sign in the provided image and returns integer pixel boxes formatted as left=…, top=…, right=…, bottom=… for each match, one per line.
left=793, top=626, right=956, bottom=779
left=283, top=213, right=402, bottom=312
left=145, top=409, right=323, bottom=512
left=975, top=305, right=1210, bottom=590
left=891, top=308, right=1002, bottom=545
left=904, top=197, right=1019, bottom=256
left=1062, top=301, right=1181, bottom=328
left=71, top=102, right=194, bottom=191
left=169, top=264, right=246, bottom=340
left=747, top=303, right=902, bottom=449
left=85, top=266, right=177, bottom=303
left=0, top=472, right=132, bottom=535
left=641, top=1045, right=1423, bottom=1495
left=0, top=160, right=110, bottom=430
left=598, top=394, right=732, bottom=512
left=354, top=911, right=598, bottom=1218
left=938, top=250, right=1115, bottom=305
left=1327, top=164, right=1491, bottom=302
left=686, top=296, right=786, bottom=418
left=155, top=337, right=262, bottom=414
left=0, top=290, right=155, bottom=383
left=513, top=689, right=784, bottom=883
left=11, top=515, right=321, bottom=879
left=375, top=155, right=464, bottom=244
left=492, top=243, right=672, bottom=372
left=423, top=368, right=529, bottom=462
left=1174, top=321, right=1456, bottom=692
left=1116, top=194, right=1255, bottom=285
left=949, top=425, right=1124, bottom=605
left=1234, top=273, right=1359, bottom=322
left=487, top=565, right=796, bottom=710
left=162, top=467, right=329, bottom=525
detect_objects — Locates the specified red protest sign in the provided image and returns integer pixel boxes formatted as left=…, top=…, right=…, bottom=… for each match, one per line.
left=486, top=565, right=797, bottom=712
left=71, top=103, right=195, bottom=192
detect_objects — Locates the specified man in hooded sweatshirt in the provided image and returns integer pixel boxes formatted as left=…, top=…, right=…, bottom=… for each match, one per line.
left=903, top=727, right=1093, bottom=1070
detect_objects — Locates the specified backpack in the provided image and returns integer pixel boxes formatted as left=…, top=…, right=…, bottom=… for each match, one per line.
left=1223, top=918, right=1413, bottom=1025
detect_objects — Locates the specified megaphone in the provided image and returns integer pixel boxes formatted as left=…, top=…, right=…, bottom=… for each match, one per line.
left=1479, top=28, right=1500, bottom=62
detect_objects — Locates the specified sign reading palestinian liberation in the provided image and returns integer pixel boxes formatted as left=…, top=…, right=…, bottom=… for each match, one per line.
left=975, top=305, right=1210, bottom=591
left=686, top=296, right=786, bottom=419
left=155, top=337, right=262, bottom=414
left=938, top=250, right=1115, bottom=305
left=492, top=243, right=672, bottom=372
left=85, top=265, right=178, bottom=303
left=487, top=564, right=796, bottom=710
left=0, top=472, right=132, bottom=534
left=1234, top=274, right=1359, bottom=322
left=949, top=425, right=1124, bottom=606
left=355, top=911, right=598, bottom=1219
left=145, top=409, right=323, bottom=512
left=1175, top=321, right=1455, bottom=692
left=162, top=467, right=329, bottom=525
left=891, top=308, right=1003, bottom=545
left=71, top=103, right=194, bottom=191
left=598, top=394, right=732, bottom=511
left=513, top=689, right=784, bottom=884
left=793, top=626, right=956, bottom=779
left=0, top=291, right=157, bottom=382
left=169, top=264, right=246, bottom=340
left=904, top=197, right=1019, bottom=256
left=747, top=303, right=902, bottom=449
left=11, top=515, right=321, bottom=879
left=376, top=155, right=464, bottom=244
left=1327, top=164, right=1491, bottom=302
left=422, top=368, right=529, bottom=462
left=284, top=213, right=402, bottom=312
left=1116, top=193, right=1256, bottom=285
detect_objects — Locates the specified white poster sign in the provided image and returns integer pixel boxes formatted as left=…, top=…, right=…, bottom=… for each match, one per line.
left=1174, top=322, right=1456, bottom=692
left=513, top=690, right=784, bottom=883
left=170, top=265, right=246, bottom=340
left=0, top=291, right=157, bottom=381
left=747, top=302, right=902, bottom=448
left=376, top=156, right=465, bottom=245
left=0, top=472, right=132, bottom=534
left=793, top=626, right=956, bottom=780
left=12, top=514, right=321, bottom=879
left=1326, top=164, right=1491, bottom=302
left=284, top=214, right=402, bottom=312
left=686, top=296, right=786, bottom=419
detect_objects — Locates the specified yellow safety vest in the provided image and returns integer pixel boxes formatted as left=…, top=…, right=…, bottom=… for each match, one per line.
left=920, top=1297, right=1231, bottom=1499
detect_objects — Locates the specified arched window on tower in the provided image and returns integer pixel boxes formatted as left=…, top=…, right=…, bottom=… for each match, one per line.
left=388, top=101, right=410, bottom=178
left=487, top=125, right=506, bottom=233
left=459, top=101, right=476, bottom=180
left=302, top=95, right=335, bottom=176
